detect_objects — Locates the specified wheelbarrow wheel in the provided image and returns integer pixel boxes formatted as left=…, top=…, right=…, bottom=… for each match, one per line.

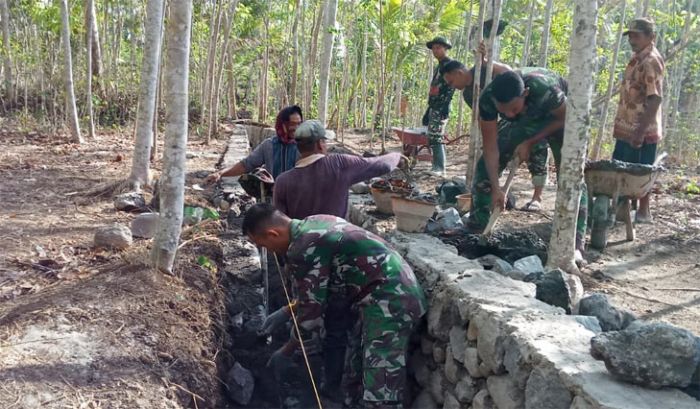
left=590, top=195, right=610, bottom=250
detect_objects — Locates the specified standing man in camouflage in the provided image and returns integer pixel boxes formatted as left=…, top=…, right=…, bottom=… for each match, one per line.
left=243, top=204, right=427, bottom=408
left=612, top=18, right=664, bottom=222
left=423, top=36, right=455, bottom=177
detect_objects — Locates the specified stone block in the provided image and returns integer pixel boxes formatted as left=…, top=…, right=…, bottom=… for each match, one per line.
left=433, top=344, right=446, bottom=364
left=525, top=366, right=572, bottom=409
left=445, top=346, right=465, bottom=384
left=525, top=269, right=583, bottom=314
left=131, top=212, right=159, bottom=239
left=578, top=293, right=636, bottom=332
left=464, top=347, right=484, bottom=378
left=503, top=336, right=532, bottom=389
left=572, top=315, right=603, bottom=334
left=476, top=311, right=507, bottom=375
left=427, top=289, right=459, bottom=341
left=487, top=375, right=524, bottom=409
left=411, top=390, right=438, bottom=409
left=443, top=391, right=461, bottom=409
left=94, top=223, right=132, bottom=250
left=429, top=369, right=446, bottom=404
left=569, top=396, right=594, bottom=409
left=467, top=321, right=479, bottom=341
left=472, top=389, right=495, bottom=409
left=449, top=326, right=467, bottom=363
left=455, top=376, right=478, bottom=404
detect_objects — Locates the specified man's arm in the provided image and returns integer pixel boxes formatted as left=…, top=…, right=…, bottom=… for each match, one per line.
left=206, top=140, right=269, bottom=183
left=480, top=119, right=502, bottom=189
left=341, top=152, right=402, bottom=185
left=631, top=95, right=662, bottom=147
left=515, top=102, right=566, bottom=163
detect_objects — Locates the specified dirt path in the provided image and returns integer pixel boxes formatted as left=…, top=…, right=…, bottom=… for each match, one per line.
left=0, top=127, right=235, bottom=408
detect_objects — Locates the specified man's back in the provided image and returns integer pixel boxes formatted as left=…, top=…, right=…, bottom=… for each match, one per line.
left=273, top=153, right=400, bottom=219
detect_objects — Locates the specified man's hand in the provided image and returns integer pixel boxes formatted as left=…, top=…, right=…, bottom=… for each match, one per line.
left=514, top=141, right=533, bottom=163
left=258, top=306, right=290, bottom=336
left=205, top=171, right=222, bottom=185
left=491, top=188, right=506, bottom=212
left=266, top=341, right=298, bottom=368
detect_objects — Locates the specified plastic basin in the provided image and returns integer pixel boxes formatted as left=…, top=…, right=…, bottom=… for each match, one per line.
left=392, top=197, right=436, bottom=232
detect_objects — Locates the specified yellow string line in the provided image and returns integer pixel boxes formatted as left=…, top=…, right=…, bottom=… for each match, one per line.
left=273, top=254, right=324, bottom=409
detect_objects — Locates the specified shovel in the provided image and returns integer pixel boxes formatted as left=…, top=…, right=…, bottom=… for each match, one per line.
left=482, top=159, right=520, bottom=237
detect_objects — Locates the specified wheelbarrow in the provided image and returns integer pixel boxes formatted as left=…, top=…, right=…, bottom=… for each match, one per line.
left=391, top=127, right=469, bottom=163
left=585, top=153, right=666, bottom=250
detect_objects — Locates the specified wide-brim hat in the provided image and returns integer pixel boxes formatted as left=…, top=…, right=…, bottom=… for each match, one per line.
left=426, top=36, right=452, bottom=50
left=623, top=18, right=656, bottom=35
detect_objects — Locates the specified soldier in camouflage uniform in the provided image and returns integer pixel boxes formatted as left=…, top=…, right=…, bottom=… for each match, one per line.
left=242, top=204, right=427, bottom=408
left=422, top=37, right=456, bottom=176
left=443, top=65, right=588, bottom=255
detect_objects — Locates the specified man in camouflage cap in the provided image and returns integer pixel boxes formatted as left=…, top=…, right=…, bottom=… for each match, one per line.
left=423, top=36, right=456, bottom=177
left=243, top=203, right=427, bottom=408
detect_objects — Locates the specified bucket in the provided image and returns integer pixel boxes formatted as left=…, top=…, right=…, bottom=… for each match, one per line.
left=392, top=197, right=437, bottom=232
left=456, top=193, right=472, bottom=213
left=369, top=179, right=414, bottom=215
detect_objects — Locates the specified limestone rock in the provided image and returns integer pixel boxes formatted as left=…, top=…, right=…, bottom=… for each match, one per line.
left=467, top=320, right=479, bottom=341
left=514, top=255, right=544, bottom=275
left=449, top=326, right=467, bottom=363
left=429, top=369, right=447, bottom=404
left=590, top=322, right=700, bottom=388
left=503, top=337, right=532, bottom=389
left=472, top=389, right=496, bottom=409
left=525, top=366, right=572, bottom=409
left=569, top=396, right=595, bottom=409
left=433, top=344, right=446, bottom=363
left=525, top=269, right=583, bottom=314
left=350, top=182, right=370, bottom=194
left=444, top=346, right=464, bottom=384
left=411, top=390, right=438, bottom=409
left=225, top=362, right=255, bottom=405
left=94, top=224, right=132, bottom=250
left=487, top=375, right=524, bottom=409
left=443, top=391, right=461, bottom=409
left=114, top=192, right=146, bottom=212
left=427, top=289, right=459, bottom=341
left=572, top=315, right=603, bottom=334
left=464, top=347, right=484, bottom=378
left=578, top=293, right=636, bottom=331
left=455, top=377, right=478, bottom=404
left=130, top=212, right=159, bottom=239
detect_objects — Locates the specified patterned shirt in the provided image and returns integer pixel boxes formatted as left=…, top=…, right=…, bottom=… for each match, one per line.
left=285, top=216, right=427, bottom=343
left=428, top=57, right=456, bottom=118
left=613, top=44, right=665, bottom=144
left=478, top=67, right=568, bottom=122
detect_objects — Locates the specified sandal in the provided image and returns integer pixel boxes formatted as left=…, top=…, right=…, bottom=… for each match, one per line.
left=521, top=200, right=542, bottom=212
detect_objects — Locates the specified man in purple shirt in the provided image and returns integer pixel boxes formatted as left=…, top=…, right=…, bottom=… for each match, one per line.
left=273, top=120, right=405, bottom=220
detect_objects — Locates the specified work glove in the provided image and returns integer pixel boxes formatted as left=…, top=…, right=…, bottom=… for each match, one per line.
left=258, top=306, right=290, bottom=336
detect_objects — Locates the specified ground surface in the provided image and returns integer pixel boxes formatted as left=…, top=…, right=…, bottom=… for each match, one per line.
left=1, top=123, right=699, bottom=407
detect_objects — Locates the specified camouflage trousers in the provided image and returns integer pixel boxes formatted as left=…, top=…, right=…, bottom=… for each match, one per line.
left=426, top=108, right=447, bottom=145
left=467, top=121, right=588, bottom=250
left=342, top=305, right=417, bottom=408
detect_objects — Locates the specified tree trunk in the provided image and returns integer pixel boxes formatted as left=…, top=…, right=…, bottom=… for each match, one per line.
left=305, top=1, right=324, bottom=113
left=465, top=0, right=486, bottom=186
left=59, top=0, right=82, bottom=143
left=129, top=0, right=164, bottom=189
left=591, top=0, right=627, bottom=160
left=151, top=0, right=192, bottom=274
left=539, top=0, right=554, bottom=68
left=227, top=53, right=237, bottom=118
left=317, top=0, right=338, bottom=126
left=202, top=1, right=224, bottom=131
left=547, top=0, right=598, bottom=273
left=359, top=24, right=368, bottom=128
left=85, top=0, right=96, bottom=139
left=484, top=0, right=503, bottom=85
left=455, top=3, right=474, bottom=138
left=290, top=0, right=301, bottom=104
left=1, top=0, right=13, bottom=104
left=258, top=10, right=270, bottom=121
left=87, top=0, right=102, bottom=78
left=207, top=0, right=240, bottom=142
left=521, top=0, right=536, bottom=67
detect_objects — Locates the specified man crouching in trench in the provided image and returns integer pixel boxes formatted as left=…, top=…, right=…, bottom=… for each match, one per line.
left=243, top=203, right=427, bottom=408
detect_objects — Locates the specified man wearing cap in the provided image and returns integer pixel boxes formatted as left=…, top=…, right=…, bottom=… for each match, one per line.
left=612, top=18, right=664, bottom=222
left=422, top=36, right=456, bottom=177
left=272, top=120, right=406, bottom=220
left=206, top=105, right=303, bottom=183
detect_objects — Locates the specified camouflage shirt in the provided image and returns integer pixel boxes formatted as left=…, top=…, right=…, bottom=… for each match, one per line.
left=428, top=57, right=456, bottom=118
left=478, top=67, right=568, bottom=122
left=285, top=216, right=427, bottom=343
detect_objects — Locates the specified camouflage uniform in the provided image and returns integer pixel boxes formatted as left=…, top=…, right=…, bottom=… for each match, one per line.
left=423, top=58, right=455, bottom=171
left=462, top=67, right=550, bottom=196
left=468, top=68, right=588, bottom=249
left=285, top=215, right=427, bottom=407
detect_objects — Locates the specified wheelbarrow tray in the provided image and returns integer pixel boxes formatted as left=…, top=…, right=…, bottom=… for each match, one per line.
left=585, top=160, right=664, bottom=199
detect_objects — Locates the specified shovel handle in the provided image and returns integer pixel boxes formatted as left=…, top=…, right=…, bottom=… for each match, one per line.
left=482, top=159, right=520, bottom=236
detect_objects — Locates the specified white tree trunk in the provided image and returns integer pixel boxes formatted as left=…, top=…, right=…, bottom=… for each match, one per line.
left=128, top=0, right=164, bottom=189
left=484, top=0, right=502, bottom=85
left=465, top=0, right=486, bottom=186
left=521, top=0, right=536, bottom=67
left=539, top=0, right=554, bottom=68
left=0, top=0, right=13, bottom=103
left=151, top=0, right=192, bottom=274
left=547, top=0, right=598, bottom=273
left=59, top=0, right=83, bottom=143
left=85, top=0, right=96, bottom=139
left=317, top=0, right=338, bottom=126
left=87, top=0, right=102, bottom=79
left=591, top=0, right=626, bottom=160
